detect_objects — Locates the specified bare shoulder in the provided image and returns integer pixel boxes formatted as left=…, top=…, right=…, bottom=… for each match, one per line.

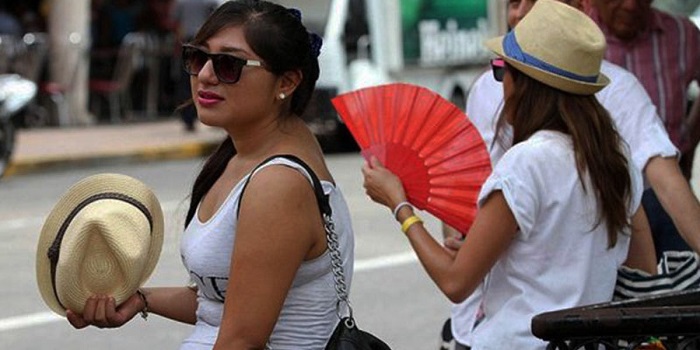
left=236, top=159, right=324, bottom=252
left=240, top=161, right=319, bottom=212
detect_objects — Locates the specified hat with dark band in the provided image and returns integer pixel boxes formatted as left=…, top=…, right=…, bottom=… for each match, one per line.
left=36, top=173, right=164, bottom=316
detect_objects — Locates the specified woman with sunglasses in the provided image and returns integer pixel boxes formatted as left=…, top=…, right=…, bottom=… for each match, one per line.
left=362, top=1, right=656, bottom=348
left=65, top=1, right=355, bottom=349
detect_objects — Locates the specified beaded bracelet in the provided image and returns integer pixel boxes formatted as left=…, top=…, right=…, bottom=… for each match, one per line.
left=392, top=201, right=413, bottom=220
left=136, top=289, right=149, bottom=321
left=401, top=215, right=423, bottom=233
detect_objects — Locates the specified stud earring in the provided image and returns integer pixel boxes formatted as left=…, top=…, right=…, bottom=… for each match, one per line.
left=278, top=93, right=286, bottom=100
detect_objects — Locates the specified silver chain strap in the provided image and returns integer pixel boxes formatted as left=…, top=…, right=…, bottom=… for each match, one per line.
left=265, top=212, right=351, bottom=350
left=323, top=211, right=353, bottom=320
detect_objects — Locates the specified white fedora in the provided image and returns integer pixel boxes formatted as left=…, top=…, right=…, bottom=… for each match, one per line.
left=36, top=173, right=164, bottom=316
left=484, top=0, right=609, bottom=95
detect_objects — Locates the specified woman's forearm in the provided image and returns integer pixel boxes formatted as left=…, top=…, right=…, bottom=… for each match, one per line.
left=140, top=286, right=198, bottom=324
left=646, top=156, right=700, bottom=254
left=397, top=208, right=463, bottom=301
left=395, top=192, right=517, bottom=304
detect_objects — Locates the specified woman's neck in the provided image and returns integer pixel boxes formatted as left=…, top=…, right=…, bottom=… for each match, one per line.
left=228, top=116, right=298, bottom=160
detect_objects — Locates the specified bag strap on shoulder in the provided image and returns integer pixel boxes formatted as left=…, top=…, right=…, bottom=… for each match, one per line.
left=236, top=154, right=331, bottom=217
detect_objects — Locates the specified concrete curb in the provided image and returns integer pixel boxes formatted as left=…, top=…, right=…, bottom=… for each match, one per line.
left=5, top=140, right=220, bottom=177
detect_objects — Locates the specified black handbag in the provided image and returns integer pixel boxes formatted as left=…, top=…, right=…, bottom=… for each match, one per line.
left=325, top=317, right=392, bottom=350
left=240, top=155, right=392, bottom=350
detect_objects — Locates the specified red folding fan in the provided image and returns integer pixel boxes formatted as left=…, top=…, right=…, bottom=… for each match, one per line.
left=332, top=83, right=492, bottom=235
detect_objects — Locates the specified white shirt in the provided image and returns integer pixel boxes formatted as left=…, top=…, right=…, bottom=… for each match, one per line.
left=469, top=131, right=642, bottom=350
left=453, top=60, right=668, bottom=346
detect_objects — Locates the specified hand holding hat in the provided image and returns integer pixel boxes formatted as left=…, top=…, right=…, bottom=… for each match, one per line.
left=36, top=173, right=164, bottom=316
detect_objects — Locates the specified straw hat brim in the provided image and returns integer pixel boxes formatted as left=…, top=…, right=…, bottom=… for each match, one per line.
left=484, top=36, right=610, bottom=95
left=36, top=173, right=164, bottom=316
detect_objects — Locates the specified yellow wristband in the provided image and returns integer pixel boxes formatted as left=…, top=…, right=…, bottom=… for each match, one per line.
left=401, top=215, right=423, bottom=233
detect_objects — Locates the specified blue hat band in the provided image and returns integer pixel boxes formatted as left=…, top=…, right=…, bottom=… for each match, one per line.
left=503, top=31, right=599, bottom=84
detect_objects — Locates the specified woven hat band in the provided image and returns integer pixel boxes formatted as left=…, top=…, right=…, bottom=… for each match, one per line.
left=503, top=31, right=598, bottom=84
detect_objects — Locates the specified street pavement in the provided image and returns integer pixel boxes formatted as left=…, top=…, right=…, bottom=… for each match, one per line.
left=5, top=118, right=226, bottom=178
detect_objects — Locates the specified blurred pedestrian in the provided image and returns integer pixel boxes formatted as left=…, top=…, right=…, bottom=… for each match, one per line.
left=363, top=1, right=656, bottom=348
left=104, top=0, right=141, bottom=47
left=587, top=0, right=700, bottom=259
left=64, top=1, right=356, bottom=349
left=174, top=0, right=219, bottom=132
left=142, top=0, right=178, bottom=34
left=0, top=3, right=22, bottom=36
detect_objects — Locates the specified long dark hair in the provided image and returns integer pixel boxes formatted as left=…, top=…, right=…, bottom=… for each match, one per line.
left=497, top=65, right=632, bottom=248
left=184, top=0, right=320, bottom=227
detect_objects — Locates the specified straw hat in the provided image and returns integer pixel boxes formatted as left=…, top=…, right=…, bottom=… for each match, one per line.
left=36, top=173, right=164, bottom=316
left=484, top=0, right=609, bottom=95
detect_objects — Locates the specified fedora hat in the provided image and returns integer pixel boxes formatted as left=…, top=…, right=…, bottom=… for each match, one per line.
left=484, top=0, right=609, bottom=95
left=36, top=173, right=164, bottom=316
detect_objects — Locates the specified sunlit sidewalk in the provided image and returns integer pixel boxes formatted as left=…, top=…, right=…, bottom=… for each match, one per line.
left=6, top=118, right=226, bottom=177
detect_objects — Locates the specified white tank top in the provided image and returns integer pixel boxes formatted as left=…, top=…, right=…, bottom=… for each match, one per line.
left=179, top=157, right=355, bottom=349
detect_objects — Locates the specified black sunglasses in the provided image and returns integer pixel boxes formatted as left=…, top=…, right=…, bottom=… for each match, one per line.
left=182, top=45, right=264, bottom=84
left=491, top=58, right=506, bottom=82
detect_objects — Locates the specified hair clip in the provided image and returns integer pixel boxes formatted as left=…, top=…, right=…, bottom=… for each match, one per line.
left=309, top=32, right=323, bottom=58
left=287, top=8, right=302, bottom=22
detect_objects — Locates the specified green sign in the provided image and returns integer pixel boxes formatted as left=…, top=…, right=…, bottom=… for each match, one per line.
left=401, top=0, right=491, bottom=66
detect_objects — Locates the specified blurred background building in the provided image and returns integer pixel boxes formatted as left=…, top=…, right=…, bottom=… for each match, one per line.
left=0, top=0, right=697, bottom=132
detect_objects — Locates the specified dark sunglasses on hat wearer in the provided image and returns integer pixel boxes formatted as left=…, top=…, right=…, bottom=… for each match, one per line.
left=491, top=58, right=506, bottom=82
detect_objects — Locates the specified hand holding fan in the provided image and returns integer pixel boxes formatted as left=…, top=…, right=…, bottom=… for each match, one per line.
left=332, top=83, right=492, bottom=235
